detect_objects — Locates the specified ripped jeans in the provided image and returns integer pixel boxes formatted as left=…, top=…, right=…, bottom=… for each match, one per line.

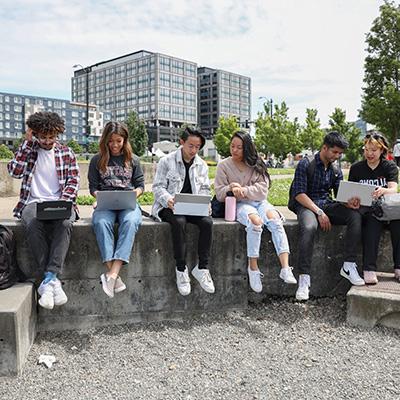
left=236, top=200, right=290, bottom=258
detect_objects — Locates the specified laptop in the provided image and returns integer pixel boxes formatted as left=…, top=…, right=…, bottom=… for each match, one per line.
left=96, top=190, right=137, bottom=211
left=336, top=181, right=376, bottom=206
left=174, top=193, right=211, bottom=216
left=36, top=200, right=72, bottom=220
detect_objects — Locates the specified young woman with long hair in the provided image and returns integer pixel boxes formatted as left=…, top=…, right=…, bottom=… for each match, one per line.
left=88, top=121, right=144, bottom=298
left=214, top=131, right=296, bottom=293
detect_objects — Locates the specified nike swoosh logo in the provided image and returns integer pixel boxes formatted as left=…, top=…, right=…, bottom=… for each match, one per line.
left=342, top=269, right=350, bottom=276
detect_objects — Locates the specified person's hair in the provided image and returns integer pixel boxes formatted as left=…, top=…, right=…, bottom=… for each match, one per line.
left=230, top=131, right=271, bottom=186
left=180, top=127, right=206, bottom=149
left=26, top=111, right=65, bottom=136
left=98, top=121, right=133, bottom=173
left=323, top=131, right=349, bottom=149
left=364, top=130, right=389, bottom=158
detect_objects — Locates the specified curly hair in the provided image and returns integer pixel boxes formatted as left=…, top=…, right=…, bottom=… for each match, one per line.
left=26, top=112, right=65, bottom=136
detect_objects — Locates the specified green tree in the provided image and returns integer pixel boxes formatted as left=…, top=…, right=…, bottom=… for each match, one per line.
left=255, top=101, right=302, bottom=160
left=0, top=144, right=13, bottom=159
left=67, top=139, right=83, bottom=155
left=213, top=115, right=239, bottom=157
left=299, top=108, right=324, bottom=153
left=13, top=137, right=23, bottom=151
left=88, top=141, right=99, bottom=154
left=328, top=108, right=363, bottom=163
left=360, top=1, right=400, bottom=144
left=126, top=110, right=148, bottom=156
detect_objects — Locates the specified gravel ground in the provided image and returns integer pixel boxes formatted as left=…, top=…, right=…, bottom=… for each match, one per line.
left=1, top=296, right=400, bottom=400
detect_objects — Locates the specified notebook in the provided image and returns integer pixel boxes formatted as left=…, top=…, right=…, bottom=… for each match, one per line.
left=336, top=181, right=376, bottom=206
left=96, top=190, right=137, bottom=211
left=174, top=193, right=211, bottom=216
left=36, top=200, right=72, bottom=220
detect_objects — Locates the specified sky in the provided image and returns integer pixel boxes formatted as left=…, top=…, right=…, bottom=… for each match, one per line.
left=0, top=0, right=390, bottom=127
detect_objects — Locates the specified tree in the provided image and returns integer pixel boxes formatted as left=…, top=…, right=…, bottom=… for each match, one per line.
left=299, top=108, right=324, bottom=153
left=213, top=115, right=239, bottom=157
left=329, top=108, right=363, bottom=163
left=126, top=111, right=148, bottom=156
left=255, top=101, right=302, bottom=160
left=67, top=139, right=83, bottom=155
left=0, top=144, right=13, bottom=160
left=360, top=1, right=400, bottom=145
left=13, top=137, right=23, bottom=151
left=88, top=141, right=99, bottom=154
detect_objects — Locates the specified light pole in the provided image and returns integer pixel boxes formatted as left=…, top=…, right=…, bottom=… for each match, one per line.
left=258, top=96, right=273, bottom=118
left=73, top=64, right=90, bottom=158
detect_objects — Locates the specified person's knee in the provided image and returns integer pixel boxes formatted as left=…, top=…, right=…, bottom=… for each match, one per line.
left=199, top=216, right=213, bottom=229
left=249, top=214, right=262, bottom=227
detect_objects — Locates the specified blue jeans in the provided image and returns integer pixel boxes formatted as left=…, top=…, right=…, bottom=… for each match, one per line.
left=92, top=207, right=142, bottom=264
left=236, top=200, right=290, bottom=258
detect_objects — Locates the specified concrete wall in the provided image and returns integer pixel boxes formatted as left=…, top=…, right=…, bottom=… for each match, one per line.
left=0, top=161, right=156, bottom=197
left=6, top=218, right=395, bottom=331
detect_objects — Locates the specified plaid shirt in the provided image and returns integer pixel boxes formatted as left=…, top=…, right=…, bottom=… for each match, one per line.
left=292, top=152, right=342, bottom=209
left=7, top=140, right=80, bottom=218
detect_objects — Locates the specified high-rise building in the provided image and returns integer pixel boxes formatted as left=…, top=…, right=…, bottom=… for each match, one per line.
left=71, top=50, right=198, bottom=143
left=197, top=67, right=251, bottom=137
left=0, top=91, right=110, bottom=147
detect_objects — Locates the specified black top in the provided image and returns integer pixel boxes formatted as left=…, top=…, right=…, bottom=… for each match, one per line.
left=88, top=153, right=145, bottom=195
left=349, top=159, right=398, bottom=188
left=181, top=157, right=194, bottom=194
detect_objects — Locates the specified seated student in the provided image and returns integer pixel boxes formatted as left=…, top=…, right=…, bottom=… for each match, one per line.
left=7, top=111, right=79, bottom=309
left=88, top=121, right=144, bottom=298
left=348, top=132, right=400, bottom=284
left=214, top=131, right=296, bottom=293
left=291, top=131, right=364, bottom=301
left=152, top=127, right=215, bottom=296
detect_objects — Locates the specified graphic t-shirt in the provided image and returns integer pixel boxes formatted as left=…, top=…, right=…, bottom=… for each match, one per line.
left=348, top=159, right=398, bottom=188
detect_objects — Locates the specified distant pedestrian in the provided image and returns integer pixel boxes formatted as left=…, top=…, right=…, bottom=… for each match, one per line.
left=392, top=139, right=400, bottom=167
left=8, top=111, right=80, bottom=309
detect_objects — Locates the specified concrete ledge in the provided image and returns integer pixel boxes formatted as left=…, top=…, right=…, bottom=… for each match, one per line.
left=347, top=273, right=400, bottom=329
left=0, top=283, right=36, bottom=376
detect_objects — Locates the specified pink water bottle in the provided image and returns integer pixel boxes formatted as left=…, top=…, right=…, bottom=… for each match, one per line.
left=225, top=191, right=236, bottom=221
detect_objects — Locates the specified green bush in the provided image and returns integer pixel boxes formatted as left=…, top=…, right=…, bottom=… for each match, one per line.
left=0, top=144, right=14, bottom=160
left=76, top=192, right=154, bottom=207
left=76, top=195, right=95, bottom=206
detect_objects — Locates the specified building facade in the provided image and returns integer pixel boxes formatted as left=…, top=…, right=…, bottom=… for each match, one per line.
left=197, top=67, right=251, bottom=137
left=0, top=92, right=110, bottom=147
left=71, top=50, right=198, bottom=143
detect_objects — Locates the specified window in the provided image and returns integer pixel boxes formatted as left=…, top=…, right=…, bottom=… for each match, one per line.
left=160, top=56, right=170, bottom=72
left=14, top=96, right=22, bottom=104
left=160, top=88, right=170, bottom=102
left=160, top=73, right=170, bottom=88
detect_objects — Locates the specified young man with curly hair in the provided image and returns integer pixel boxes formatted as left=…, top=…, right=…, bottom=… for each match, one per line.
left=8, top=111, right=80, bottom=309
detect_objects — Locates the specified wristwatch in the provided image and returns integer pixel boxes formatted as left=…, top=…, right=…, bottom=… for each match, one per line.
left=316, top=208, right=324, bottom=216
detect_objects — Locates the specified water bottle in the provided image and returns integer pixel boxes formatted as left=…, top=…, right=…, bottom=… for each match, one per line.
left=225, top=191, right=236, bottom=222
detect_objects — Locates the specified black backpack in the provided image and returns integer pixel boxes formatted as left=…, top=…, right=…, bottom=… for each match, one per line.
left=0, top=225, right=18, bottom=290
left=288, top=158, right=340, bottom=213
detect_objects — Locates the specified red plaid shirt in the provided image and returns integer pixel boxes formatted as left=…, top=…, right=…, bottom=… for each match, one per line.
left=7, top=140, right=80, bottom=218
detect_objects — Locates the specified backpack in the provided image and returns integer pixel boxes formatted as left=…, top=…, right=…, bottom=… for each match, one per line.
left=0, top=225, right=18, bottom=290
left=288, top=158, right=340, bottom=213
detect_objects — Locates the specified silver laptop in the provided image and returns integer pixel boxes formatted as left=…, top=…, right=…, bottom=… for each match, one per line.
left=174, top=193, right=211, bottom=216
left=336, top=181, right=376, bottom=206
left=96, top=190, right=137, bottom=211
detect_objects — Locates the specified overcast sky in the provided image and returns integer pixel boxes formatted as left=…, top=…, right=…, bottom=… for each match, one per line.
left=0, top=0, right=389, bottom=126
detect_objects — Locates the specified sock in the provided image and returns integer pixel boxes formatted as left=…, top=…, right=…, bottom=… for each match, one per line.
left=43, top=271, right=56, bottom=284
left=176, top=265, right=186, bottom=272
left=198, top=263, right=208, bottom=270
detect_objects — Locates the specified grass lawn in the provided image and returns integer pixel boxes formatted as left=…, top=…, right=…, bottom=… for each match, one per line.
left=268, top=178, right=292, bottom=206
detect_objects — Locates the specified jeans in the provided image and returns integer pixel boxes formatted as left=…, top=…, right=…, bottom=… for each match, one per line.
left=92, top=206, right=142, bottom=264
left=362, top=214, right=400, bottom=271
left=296, top=203, right=362, bottom=275
left=159, top=208, right=213, bottom=269
left=236, top=200, right=290, bottom=258
left=21, top=202, right=75, bottom=275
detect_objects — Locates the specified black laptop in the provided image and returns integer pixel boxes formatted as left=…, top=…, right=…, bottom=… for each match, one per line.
left=36, top=200, right=72, bottom=220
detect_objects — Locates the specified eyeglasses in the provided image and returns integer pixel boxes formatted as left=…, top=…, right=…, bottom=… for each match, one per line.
left=365, top=133, right=383, bottom=140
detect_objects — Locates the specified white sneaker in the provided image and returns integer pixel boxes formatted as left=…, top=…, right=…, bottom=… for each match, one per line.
left=247, top=267, right=263, bottom=293
left=38, top=281, right=54, bottom=310
left=114, top=276, right=127, bottom=294
left=191, top=265, right=215, bottom=293
left=296, top=274, right=310, bottom=301
left=279, top=267, right=297, bottom=284
left=100, top=273, right=116, bottom=298
left=176, top=267, right=191, bottom=296
left=340, top=262, right=365, bottom=286
left=53, top=279, right=68, bottom=306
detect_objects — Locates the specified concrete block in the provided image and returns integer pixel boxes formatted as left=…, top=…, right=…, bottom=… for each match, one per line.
left=347, top=272, right=400, bottom=329
left=0, top=283, right=36, bottom=376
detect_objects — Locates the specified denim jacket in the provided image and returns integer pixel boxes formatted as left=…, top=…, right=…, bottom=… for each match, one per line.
left=151, top=147, right=210, bottom=221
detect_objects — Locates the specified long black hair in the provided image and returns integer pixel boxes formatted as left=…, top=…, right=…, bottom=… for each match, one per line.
left=231, top=131, right=271, bottom=187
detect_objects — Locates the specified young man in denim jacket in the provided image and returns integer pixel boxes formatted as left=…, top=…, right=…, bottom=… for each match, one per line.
left=152, top=127, right=215, bottom=296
